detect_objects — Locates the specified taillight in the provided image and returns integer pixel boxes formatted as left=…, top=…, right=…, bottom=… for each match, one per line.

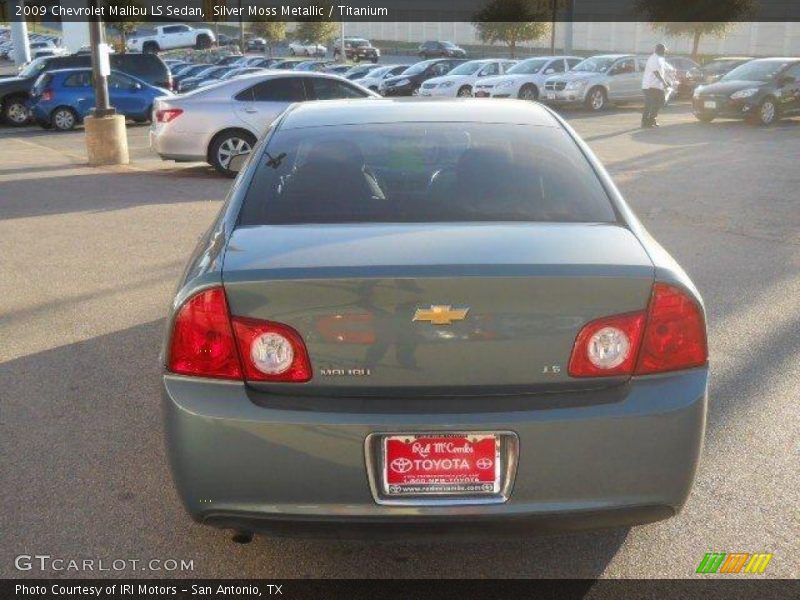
left=635, top=283, right=707, bottom=374
left=167, top=286, right=312, bottom=382
left=42, top=89, right=53, bottom=101
left=155, top=108, right=183, bottom=123
left=231, top=317, right=312, bottom=382
left=568, top=283, right=707, bottom=377
left=168, top=287, right=242, bottom=379
left=568, top=312, right=645, bottom=377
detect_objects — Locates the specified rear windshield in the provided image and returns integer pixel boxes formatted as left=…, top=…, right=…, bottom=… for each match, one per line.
left=238, top=123, right=616, bottom=225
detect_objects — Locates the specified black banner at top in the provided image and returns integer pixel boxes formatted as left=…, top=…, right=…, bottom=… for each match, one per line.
left=4, top=0, right=800, bottom=23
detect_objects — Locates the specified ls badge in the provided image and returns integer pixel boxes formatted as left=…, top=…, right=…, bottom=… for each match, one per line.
left=413, top=305, right=469, bottom=326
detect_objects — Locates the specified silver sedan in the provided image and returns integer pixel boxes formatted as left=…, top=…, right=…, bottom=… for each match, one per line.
left=150, top=71, right=378, bottom=176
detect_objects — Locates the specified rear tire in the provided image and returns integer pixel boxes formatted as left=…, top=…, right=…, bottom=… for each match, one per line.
left=196, top=34, right=212, bottom=50
left=51, top=106, right=78, bottom=131
left=142, top=41, right=159, bottom=54
left=585, top=86, right=607, bottom=111
left=209, top=129, right=256, bottom=177
left=695, top=113, right=715, bottom=123
left=518, top=84, right=538, bottom=101
left=3, top=96, right=30, bottom=126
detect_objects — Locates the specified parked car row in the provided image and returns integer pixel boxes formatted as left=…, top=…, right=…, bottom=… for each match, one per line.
left=0, top=31, right=68, bottom=60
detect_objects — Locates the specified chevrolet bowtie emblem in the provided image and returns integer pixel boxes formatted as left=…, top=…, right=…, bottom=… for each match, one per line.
left=413, top=305, right=470, bottom=326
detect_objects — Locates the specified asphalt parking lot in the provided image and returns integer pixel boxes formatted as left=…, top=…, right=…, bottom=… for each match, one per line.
left=1, top=101, right=798, bottom=579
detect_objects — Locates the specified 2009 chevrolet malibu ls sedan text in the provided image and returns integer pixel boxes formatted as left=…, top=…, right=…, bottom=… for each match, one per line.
left=162, top=99, right=708, bottom=539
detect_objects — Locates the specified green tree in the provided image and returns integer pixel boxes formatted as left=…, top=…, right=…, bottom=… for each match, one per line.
left=294, top=1, right=338, bottom=45
left=250, top=20, right=287, bottom=56
left=635, top=0, right=755, bottom=60
left=104, top=0, right=144, bottom=52
left=473, top=0, right=551, bottom=58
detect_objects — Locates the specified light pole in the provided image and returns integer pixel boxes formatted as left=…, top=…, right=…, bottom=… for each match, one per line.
left=88, top=13, right=114, bottom=118
left=84, top=2, right=129, bottom=166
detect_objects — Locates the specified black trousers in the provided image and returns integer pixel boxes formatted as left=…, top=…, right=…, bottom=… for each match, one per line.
left=642, top=88, right=665, bottom=126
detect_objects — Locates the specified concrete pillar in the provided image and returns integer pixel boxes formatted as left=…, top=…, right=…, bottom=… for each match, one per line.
left=84, top=115, right=129, bottom=166
left=10, top=0, right=30, bottom=67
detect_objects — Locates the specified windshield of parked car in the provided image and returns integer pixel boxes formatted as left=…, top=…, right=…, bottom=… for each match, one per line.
left=721, top=60, right=789, bottom=82
left=18, top=58, right=48, bottom=78
left=573, top=57, right=617, bottom=73
left=506, top=58, right=548, bottom=75
left=238, top=123, right=616, bottom=225
left=448, top=62, right=484, bottom=76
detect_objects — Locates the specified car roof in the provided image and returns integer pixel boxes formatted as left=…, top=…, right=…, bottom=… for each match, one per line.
left=279, top=98, right=562, bottom=130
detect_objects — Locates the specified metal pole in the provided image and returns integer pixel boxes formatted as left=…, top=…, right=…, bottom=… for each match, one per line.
left=339, top=21, right=345, bottom=63
left=564, top=0, right=575, bottom=54
left=550, top=0, right=557, bottom=54
left=238, top=0, right=244, bottom=52
left=10, top=0, right=31, bottom=67
left=88, top=2, right=114, bottom=117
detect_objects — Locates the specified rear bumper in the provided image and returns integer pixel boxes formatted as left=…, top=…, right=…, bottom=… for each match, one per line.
left=149, top=128, right=207, bottom=163
left=163, top=369, right=707, bottom=534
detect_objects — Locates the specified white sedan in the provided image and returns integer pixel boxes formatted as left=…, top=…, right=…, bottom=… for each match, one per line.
left=288, top=40, right=326, bottom=57
left=150, top=72, right=377, bottom=176
left=473, top=55, right=583, bottom=100
left=418, top=59, right=517, bottom=97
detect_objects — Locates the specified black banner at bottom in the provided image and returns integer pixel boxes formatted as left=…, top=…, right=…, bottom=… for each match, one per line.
left=4, top=579, right=799, bottom=600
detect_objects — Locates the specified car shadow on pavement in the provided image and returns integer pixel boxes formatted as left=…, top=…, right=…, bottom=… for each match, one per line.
left=0, top=170, right=229, bottom=221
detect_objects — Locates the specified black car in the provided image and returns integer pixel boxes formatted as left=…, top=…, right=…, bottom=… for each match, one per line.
left=172, top=63, right=214, bottom=87
left=685, top=56, right=753, bottom=92
left=693, top=57, right=800, bottom=125
left=333, top=37, right=380, bottom=63
left=0, top=53, right=170, bottom=125
left=381, top=58, right=467, bottom=96
left=217, top=33, right=238, bottom=47
left=341, top=63, right=383, bottom=81
left=418, top=41, right=467, bottom=59
left=245, top=38, right=266, bottom=52
left=178, top=66, right=235, bottom=92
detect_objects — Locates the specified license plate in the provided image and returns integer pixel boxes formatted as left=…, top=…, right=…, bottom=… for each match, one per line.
left=704, top=100, right=716, bottom=109
left=546, top=92, right=556, bottom=100
left=382, top=433, right=501, bottom=497
left=475, top=91, right=490, bottom=97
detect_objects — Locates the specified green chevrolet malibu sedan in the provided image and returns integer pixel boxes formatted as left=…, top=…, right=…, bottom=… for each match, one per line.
left=161, top=98, right=708, bottom=539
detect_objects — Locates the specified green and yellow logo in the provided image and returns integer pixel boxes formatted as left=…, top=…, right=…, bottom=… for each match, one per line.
left=696, top=552, right=773, bottom=574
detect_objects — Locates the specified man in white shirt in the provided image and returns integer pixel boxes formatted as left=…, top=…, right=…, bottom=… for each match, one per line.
left=642, top=43, right=668, bottom=128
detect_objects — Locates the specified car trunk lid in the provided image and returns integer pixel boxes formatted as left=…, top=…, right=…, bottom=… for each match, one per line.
left=222, top=223, right=654, bottom=393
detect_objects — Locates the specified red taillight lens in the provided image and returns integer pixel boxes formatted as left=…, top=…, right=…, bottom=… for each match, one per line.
left=155, top=108, right=183, bottom=123
left=168, top=287, right=242, bottom=379
left=42, top=89, right=53, bottom=101
left=231, top=317, right=312, bottom=382
left=568, top=312, right=646, bottom=377
left=568, top=283, right=707, bottom=378
left=635, top=283, right=707, bottom=374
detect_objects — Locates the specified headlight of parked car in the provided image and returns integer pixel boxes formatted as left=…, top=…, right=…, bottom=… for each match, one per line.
left=439, top=81, right=454, bottom=88
left=730, top=88, right=759, bottom=100
left=565, top=80, right=586, bottom=90
left=393, top=79, right=410, bottom=87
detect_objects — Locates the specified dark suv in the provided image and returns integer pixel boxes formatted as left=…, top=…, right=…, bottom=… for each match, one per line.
left=0, top=53, right=170, bottom=125
left=333, top=38, right=380, bottom=63
left=418, top=41, right=467, bottom=59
